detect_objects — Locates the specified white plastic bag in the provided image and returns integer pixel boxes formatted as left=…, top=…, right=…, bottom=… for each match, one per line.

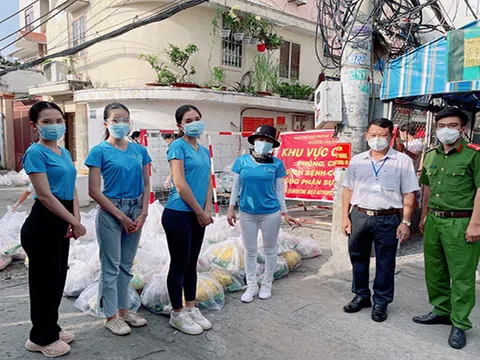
left=197, top=255, right=211, bottom=273
left=204, top=216, right=240, bottom=245
left=141, top=268, right=172, bottom=315
left=0, top=254, right=12, bottom=271
left=64, top=261, right=96, bottom=297
left=293, top=237, right=322, bottom=259
left=210, top=265, right=245, bottom=293
left=196, top=272, right=225, bottom=311
left=205, top=238, right=245, bottom=277
left=74, top=282, right=141, bottom=317
left=142, top=202, right=165, bottom=238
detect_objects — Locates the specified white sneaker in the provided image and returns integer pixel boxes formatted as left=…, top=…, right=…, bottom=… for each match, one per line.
left=259, top=282, right=272, bottom=300
left=59, top=330, right=74, bottom=344
left=241, top=285, right=259, bottom=303
left=188, top=307, right=212, bottom=330
left=122, top=311, right=147, bottom=327
left=169, top=310, right=203, bottom=335
left=104, top=317, right=131, bottom=336
left=25, top=339, right=71, bottom=358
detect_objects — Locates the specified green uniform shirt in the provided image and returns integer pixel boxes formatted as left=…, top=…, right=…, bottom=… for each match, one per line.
left=419, top=139, right=480, bottom=211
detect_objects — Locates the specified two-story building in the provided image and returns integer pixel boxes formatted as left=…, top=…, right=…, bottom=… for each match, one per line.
left=27, top=0, right=332, bottom=188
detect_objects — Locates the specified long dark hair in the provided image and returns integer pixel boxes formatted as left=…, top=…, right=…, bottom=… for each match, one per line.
left=29, top=101, right=64, bottom=123
left=175, top=104, right=202, bottom=137
left=103, top=102, right=130, bottom=140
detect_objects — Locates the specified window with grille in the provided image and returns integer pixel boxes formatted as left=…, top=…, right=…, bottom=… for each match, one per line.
left=222, top=18, right=242, bottom=68
left=25, top=6, right=34, bottom=32
left=73, top=16, right=86, bottom=55
left=279, top=41, right=300, bottom=80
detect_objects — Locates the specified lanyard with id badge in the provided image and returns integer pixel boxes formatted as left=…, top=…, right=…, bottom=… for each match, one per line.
left=371, top=158, right=387, bottom=194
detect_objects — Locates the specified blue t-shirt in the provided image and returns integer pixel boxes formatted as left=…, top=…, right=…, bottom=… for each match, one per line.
left=22, top=143, right=77, bottom=201
left=85, top=141, right=152, bottom=199
left=166, top=138, right=211, bottom=212
left=232, top=155, right=287, bottom=215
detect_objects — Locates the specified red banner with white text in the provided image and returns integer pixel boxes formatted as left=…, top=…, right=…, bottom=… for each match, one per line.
left=278, top=130, right=351, bottom=202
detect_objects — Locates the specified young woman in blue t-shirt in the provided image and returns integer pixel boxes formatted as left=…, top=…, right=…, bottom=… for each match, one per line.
left=161, top=104, right=214, bottom=335
left=227, top=125, right=301, bottom=303
left=86, top=103, right=152, bottom=336
left=21, top=101, right=87, bottom=358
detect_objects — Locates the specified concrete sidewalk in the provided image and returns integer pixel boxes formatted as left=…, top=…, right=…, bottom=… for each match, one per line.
left=1, top=255, right=479, bottom=360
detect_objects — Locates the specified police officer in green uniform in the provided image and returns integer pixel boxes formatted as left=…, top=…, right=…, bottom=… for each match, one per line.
left=413, top=107, right=480, bottom=350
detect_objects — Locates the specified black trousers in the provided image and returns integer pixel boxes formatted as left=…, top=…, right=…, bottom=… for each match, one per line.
left=348, top=207, right=400, bottom=306
left=21, top=200, right=73, bottom=346
left=161, top=208, right=205, bottom=310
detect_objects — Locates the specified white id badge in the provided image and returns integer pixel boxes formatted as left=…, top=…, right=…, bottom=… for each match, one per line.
left=371, top=182, right=381, bottom=193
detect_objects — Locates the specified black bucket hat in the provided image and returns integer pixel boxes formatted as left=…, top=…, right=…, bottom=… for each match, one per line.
left=247, top=124, right=281, bottom=148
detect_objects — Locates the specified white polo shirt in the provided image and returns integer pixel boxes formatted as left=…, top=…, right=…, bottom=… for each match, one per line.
left=342, top=147, right=420, bottom=210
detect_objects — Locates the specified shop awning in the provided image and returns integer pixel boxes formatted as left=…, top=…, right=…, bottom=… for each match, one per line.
left=380, top=20, right=480, bottom=107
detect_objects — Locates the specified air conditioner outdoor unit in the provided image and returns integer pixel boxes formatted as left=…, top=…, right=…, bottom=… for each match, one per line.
left=315, top=81, right=342, bottom=129
left=42, top=60, right=67, bottom=83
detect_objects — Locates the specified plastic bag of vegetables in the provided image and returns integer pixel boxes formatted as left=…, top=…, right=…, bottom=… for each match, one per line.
left=280, top=250, right=302, bottom=271
left=205, top=239, right=244, bottom=277
left=274, top=256, right=289, bottom=280
left=197, top=255, right=211, bottom=273
left=74, top=282, right=140, bottom=317
left=196, top=273, right=225, bottom=311
left=210, top=265, right=245, bottom=293
left=64, top=260, right=95, bottom=297
left=293, top=237, right=322, bottom=259
left=129, top=272, right=145, bottom=293
left=0, top=254, right=12, bottom=271
left=141, top=269, right=172, bottom=315
left=204, top=216, right=240, bottom=245
left=256, top=256, right=289, bottom=283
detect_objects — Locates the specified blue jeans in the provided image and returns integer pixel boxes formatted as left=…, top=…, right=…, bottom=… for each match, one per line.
left=96, top=197, right=142, bottom=318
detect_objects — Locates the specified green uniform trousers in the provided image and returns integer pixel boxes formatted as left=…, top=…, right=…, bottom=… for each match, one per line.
left=424, top=213, right=480, bottom=330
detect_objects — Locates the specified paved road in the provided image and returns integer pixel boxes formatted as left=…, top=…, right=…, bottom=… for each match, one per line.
left=1, top=186, right=479, bottom=359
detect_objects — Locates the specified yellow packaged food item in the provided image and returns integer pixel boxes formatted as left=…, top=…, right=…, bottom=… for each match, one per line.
left=281, top=250, right=302, bottom=271
left=211, top=267, right=233, bottom=288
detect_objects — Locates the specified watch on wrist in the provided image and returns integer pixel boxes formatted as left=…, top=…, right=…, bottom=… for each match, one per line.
left=402, top=220, right=411, bottom=227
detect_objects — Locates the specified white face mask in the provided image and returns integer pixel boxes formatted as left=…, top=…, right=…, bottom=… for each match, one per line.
left=368, top=137, right=389, bottom=151
left=436, top=127, right=461, bottom=145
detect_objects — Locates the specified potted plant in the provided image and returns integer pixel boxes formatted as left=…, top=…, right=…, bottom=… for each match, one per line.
left=211, top=66, right=226, bottom=90
left=252, top=53, right=279, bottom=95
left=265, top=33, right=284, bottom=50
left=221, top=7, right=240, bottom=38
left=139, top=54, right=176, bottom=86
left=165, top=43, right=199, bottom=88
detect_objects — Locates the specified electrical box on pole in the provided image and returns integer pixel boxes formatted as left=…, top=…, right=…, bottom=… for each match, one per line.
left=315, top=81, right=342, bottom=129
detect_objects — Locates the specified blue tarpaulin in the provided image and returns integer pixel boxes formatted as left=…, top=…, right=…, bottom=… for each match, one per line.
left=380, top=21, right=480, bottom=108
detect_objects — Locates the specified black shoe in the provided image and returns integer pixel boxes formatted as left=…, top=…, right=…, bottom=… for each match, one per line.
left=371, top=304, right=388, bottom=322
left=448, top=326, right=466, bottom=349
left=343, top=295, right=372, bottom=313
left=412, top=312, right=452, bottom=325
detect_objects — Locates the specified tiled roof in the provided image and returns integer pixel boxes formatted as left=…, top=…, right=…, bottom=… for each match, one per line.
left=19, top=30, right=47, bottom=44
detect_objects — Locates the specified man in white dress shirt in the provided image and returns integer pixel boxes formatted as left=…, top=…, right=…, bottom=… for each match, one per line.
left=341, top=118, right=420, bottom=322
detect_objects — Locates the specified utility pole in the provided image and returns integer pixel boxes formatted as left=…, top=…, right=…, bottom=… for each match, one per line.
left=320, top=0, right=373, bottom=279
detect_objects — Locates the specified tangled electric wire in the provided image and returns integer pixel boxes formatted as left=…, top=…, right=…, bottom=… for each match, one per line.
left=316, top=0, right=450, bottom=70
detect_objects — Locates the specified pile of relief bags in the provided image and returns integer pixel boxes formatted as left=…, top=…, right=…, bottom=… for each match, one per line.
left=1, top=201, right=322, bottom=316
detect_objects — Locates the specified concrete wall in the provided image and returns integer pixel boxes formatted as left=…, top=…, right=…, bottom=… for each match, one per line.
left=46, top=1, right=324, bottom=88
left=84, top=98, right=312, bottom=189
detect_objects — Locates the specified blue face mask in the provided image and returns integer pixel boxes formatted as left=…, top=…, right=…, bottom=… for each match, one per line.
left=254, top=140, right=273, bottom=155
left=183, top=120, right=205, bottom=138
left=38, top=124, right=66, bottom=141
left=108, top=123, right=130, bottom=139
